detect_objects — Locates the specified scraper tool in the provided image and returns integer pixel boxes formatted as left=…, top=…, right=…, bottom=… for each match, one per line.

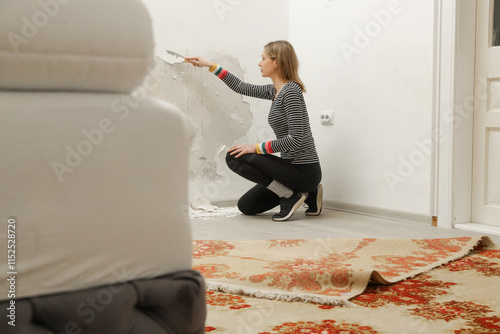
left=163, top=50, right=191, bottom=64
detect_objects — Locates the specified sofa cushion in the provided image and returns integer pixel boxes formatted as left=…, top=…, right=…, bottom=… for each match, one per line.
left=0, top=271, right=206, bottom=334
left=0, top=0, right=154, bottom=93
left=0, top=91, right=195, bottom=300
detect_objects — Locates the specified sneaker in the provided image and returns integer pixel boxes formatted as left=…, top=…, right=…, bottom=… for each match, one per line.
left=272, top=192, right=306, bottom=222
left=304, top=184, right=323, bottom=216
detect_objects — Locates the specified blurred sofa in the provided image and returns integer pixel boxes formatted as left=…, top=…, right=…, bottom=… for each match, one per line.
left=0, top=0, right=205, bottom=332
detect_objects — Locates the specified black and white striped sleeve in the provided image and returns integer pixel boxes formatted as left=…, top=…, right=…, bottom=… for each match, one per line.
left=218, top=70, right=275, bottom=100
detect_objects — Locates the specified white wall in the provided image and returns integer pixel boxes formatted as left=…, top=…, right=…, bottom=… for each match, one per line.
left=289, top=0, right=435, bottom=217
left=142, top=0, right=435, bottom=218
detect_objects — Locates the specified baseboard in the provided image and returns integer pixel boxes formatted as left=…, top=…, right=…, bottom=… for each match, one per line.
left=324, top=200, right=432, bottom=225
left=212, top=200, right=238, bottom=208
left=212, top=200, right=432, bottom=225
left=455, top=223, right=500, bottom=237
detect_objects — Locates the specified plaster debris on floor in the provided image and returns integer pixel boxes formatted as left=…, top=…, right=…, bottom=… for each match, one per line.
left=189, top=205, right=240, bottom=220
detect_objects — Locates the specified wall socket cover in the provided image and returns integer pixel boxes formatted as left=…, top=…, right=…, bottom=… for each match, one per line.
left=321, top=111, right=334, bottom=125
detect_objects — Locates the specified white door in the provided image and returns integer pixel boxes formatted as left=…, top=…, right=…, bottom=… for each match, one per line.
left=472, top=0, right=500, bottom=227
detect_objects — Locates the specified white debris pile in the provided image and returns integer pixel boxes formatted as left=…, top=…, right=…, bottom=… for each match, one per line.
left=190, top=198, right=240, bottom=220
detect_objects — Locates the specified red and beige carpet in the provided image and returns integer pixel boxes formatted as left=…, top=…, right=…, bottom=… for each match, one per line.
left=193, top=236, right=500, bottom=333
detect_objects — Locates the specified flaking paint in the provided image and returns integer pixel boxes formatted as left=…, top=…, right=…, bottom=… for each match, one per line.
left=147, top=53, right=253, bottom=182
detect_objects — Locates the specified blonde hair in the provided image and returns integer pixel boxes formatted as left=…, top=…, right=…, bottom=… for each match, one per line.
left=264, top=40, right=306, bottom=92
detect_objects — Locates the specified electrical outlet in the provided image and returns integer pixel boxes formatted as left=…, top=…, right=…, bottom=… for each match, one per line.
left=321, top=111, right=334, bottom=125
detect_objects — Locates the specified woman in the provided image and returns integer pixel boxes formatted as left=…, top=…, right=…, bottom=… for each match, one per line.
left=187, top=40, right=322, bottom=221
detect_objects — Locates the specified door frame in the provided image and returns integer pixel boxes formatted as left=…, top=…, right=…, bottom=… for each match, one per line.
left=434, top=0, right=500, bottom=235
left=432, top=0, right=476, bottom=229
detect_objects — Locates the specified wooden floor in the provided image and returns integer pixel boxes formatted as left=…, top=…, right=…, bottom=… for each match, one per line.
left=191, top=206, right=500, bottom=245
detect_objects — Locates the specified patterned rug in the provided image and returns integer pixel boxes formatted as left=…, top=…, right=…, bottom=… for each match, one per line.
left=193, top=236, right=500, bottom=333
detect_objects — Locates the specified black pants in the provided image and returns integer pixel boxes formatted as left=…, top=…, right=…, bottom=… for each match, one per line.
left=226, top=152, right=322, bottom=215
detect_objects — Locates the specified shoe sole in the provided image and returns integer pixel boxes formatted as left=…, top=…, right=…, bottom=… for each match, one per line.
left=305, top=184, right=323, bottom=216
left=272, top=193, right=307, bottom=222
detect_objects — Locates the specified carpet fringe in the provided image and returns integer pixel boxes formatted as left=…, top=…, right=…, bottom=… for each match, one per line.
left=202, top=236, right=496, bottom=309
left=205, top=281, right=357, bottom=308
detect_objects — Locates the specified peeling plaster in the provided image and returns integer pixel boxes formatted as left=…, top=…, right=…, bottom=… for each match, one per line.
left=147, top=53, right=253, bottom=182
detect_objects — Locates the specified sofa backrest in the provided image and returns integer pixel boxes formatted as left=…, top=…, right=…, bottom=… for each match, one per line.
left=0, top=0, right=154, bottom=93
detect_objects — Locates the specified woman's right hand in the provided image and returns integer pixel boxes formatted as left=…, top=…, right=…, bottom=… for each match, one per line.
left=185, top=56, right=215, bottom=68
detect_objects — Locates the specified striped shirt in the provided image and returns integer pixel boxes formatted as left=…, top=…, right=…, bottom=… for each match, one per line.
left=211, top=65, right=320, bottom=165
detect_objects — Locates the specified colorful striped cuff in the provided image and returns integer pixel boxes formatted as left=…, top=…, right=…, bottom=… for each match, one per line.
left=209, top=64, right=228, bottom=80
left=209, top=63, right=218, bottom=72
left=256, top=142, right=274, bottom=154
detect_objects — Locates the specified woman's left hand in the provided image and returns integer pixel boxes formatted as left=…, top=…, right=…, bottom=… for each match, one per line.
left=228, top=144, right=256, bottom=158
